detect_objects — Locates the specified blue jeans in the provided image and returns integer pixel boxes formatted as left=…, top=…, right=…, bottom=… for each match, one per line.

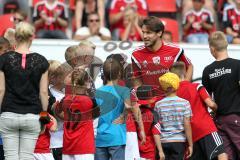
left=187, top=33, right=209, bottom=44
left=0, top=112, right=41, bottom=160
left=95, top=145, right=125, bottom=160
left=36, top=29, right=68, bottom=39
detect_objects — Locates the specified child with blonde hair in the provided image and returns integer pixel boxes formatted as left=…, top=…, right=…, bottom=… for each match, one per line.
left=48, top=60, right=72, bottom=160
left=58, top=69, right=99, bottom=160
left=155, top=72, right=193, bottom=159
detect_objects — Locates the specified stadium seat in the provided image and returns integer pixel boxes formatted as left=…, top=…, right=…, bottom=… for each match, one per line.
left=0, top=14, right=14, bottom=36
left=3, top=1, right=19, bottom=14
left=146, top=0, right=176, bottom=13
left=160, top=18, right=179, bottom=42
left=69, top=0, right=76, bottom=10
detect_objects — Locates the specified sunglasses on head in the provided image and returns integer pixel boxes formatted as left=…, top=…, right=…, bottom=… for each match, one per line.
left=89, top=19, right=100, bottom=23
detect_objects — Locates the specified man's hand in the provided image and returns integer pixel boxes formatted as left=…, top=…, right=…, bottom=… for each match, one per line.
left=139, top=130, right=146, bottom=145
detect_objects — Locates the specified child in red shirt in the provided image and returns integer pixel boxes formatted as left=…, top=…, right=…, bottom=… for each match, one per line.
left=34, top=114, right=57, bottom=160
left=136, top=85, right=165, bottom=160
left=59, top=69, right=99, bottom=160
left=170, top=62, right=227, bottom=160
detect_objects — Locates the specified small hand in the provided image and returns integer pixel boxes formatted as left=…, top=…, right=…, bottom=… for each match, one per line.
left=186, top=146, right=193, bottom=158
left=113, top=115, right=125, bottom=124
left=159, top=151, right=165, bottom=160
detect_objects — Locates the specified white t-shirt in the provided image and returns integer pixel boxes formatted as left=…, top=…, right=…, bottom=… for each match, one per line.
left=75, top=27, right=111, bottom=42
left=49, top=86, right=65, bottom=149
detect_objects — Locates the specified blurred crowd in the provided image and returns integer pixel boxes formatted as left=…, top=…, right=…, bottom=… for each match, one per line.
left=0, top=0, right=240, bottom=44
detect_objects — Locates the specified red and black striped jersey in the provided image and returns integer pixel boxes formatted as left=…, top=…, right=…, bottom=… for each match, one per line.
left=223, top=4, right=240, bottom=33
left=33, top=1, right=68, bottom=31
left=183, top=8, right=214, bottom=35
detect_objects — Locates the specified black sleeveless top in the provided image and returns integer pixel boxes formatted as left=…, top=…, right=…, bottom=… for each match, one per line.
left=82, top=0, right=98, bottom=27
left=0, top=51, right=49, bottom=114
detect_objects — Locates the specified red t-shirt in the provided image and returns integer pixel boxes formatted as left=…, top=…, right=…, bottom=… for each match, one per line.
left=177, top=81, right=217, bottom=142
left=138, top=106, right=161, bottom=160
left=183, top=8, right=214, bottom=36
left=34, top=122, right=54, bottom=153
left=109, top=0, right=147, bottom=30
left=131, top=43, right=191, bottom=95
left=33, top=1, right=68, bottom=32
left=62, top=95, right=95, bottom=154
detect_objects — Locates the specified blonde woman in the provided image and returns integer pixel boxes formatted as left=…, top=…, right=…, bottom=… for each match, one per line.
left=0, top=22, right=49, bottom=160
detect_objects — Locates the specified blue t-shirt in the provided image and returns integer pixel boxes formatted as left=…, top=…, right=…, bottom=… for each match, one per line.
left=95, top=85, right=130, bottom=147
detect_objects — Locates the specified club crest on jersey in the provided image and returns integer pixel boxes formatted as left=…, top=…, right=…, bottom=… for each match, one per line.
left=142, top=60, right=148, bottom=68
left=152, top=56, right=160, bottom=65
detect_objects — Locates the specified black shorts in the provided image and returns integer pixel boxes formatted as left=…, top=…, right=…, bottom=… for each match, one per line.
left=161, top=142, right=186, bottom=160
left=190, top=132, right=225, bottom=160
left=51, top=147, right=62, bottom=160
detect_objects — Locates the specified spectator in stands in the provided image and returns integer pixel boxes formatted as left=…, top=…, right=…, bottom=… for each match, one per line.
left=0, top=37, right=11, bottom=55
left=4, top=29, right=16, bottom=48
left=0, top=0, right=28, bottom=14
left=3, top=9, right=27, bottom=48
left=0, top=22, right=49, bottom=160
left=183, top=0, right=214, bottom=44
left=12, top=9, right=28, bottom=28
left=75, top=0, right=105, bottom=29
left=33, top=0, right=68, bottom=39
left=182, top=0, right=215, bottom=15
left=217, top=0, right=234, bottom=21
left=74, top=12, right=111, bottom=41
left=120, top=6, right=142, bottom=41
left=162, top=31, right=173, bottom=43
left=109, top=0, right=148, bottom=40
left=223, top=0, right=240, bottom=44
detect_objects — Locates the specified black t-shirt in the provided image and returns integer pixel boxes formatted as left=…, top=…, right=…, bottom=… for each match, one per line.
left=0, top=51, right=49, bottom=114
left=202, top=58, right=240, bottom=115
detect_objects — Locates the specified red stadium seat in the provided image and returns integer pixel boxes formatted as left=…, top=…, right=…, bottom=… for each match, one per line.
left=160, top=18, right=179, bottom=42
left=69, top=0, right=76, bottom=10
left=0, top=14, right=14, bottom=36
left=146, top=0, right=176, bottom=13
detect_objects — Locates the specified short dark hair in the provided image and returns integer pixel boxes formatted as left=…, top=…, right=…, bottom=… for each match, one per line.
left=140, top=16, right=165, bottom=33
left=163, top=31, right=172, bottom=36
left=87, top=12, right=99, bottom=21
left=170, top=62, right=186, bottom=78
left=103, top=58, right=121, bottom=81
